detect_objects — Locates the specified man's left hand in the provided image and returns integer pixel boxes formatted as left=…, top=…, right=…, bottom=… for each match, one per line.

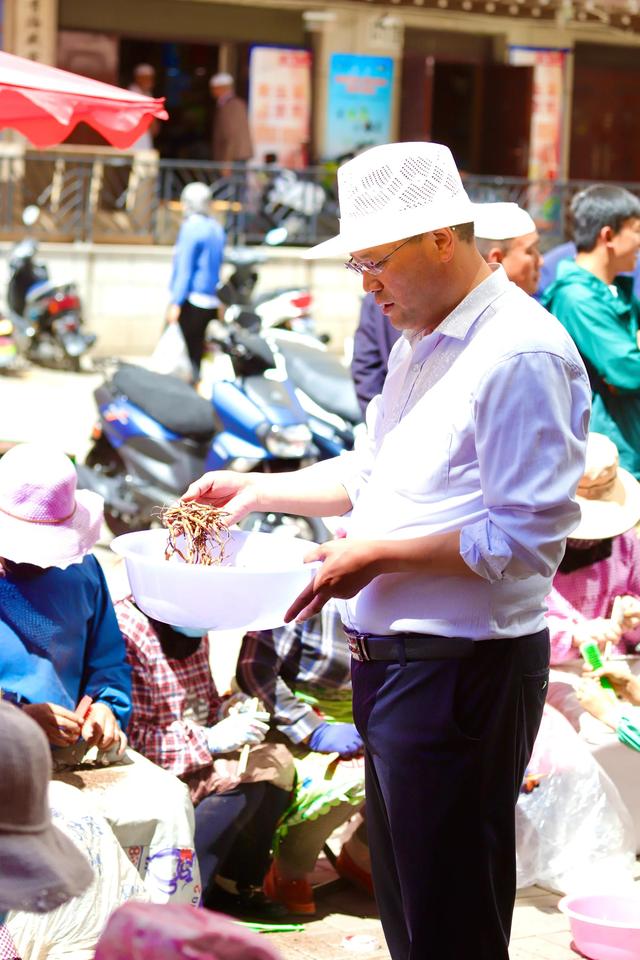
left=285, top=539, right=383, bottom=623
left=82, top=703, right=126, bottom=753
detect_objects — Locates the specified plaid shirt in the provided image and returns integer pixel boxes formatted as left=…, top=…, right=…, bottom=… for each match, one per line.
left=236, top=600, right=352, bottom=744
left=116, top=598, right=220, bottom=779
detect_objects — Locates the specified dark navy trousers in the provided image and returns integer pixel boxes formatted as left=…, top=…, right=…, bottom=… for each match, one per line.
left=352, top=630, right=549, bottom=960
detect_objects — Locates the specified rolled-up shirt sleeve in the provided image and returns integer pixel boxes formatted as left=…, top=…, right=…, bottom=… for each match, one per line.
left=460, top=350, right=591, bottom=582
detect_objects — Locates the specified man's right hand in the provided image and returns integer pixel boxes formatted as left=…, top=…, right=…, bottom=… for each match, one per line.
left=183, top=471, right=259, bottom=525
left=166, top=303, right=181, bottom=325
left=22, top=702, right=82, bottom=747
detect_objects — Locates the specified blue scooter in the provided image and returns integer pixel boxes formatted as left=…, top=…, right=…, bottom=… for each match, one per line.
left=76, top=317, right=325, bottom=540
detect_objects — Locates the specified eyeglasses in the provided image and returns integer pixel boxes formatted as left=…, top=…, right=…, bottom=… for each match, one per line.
left=345, top=236, right=415, bottom=277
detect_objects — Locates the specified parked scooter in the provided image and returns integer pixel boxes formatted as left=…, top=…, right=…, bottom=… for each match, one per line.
left=218, top=245, right=318, bottom=338
left=266, top=329, right=363, bottom=460
left=76, top=316, right=327, bottom=540
left=6, top=206, right=95, bottom=371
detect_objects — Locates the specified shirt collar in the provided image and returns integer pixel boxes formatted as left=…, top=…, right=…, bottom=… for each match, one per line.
left=406, top=263, right=510, bottom=347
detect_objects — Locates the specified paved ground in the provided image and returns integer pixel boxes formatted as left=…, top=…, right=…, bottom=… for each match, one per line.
left=4, top=362, right=640, bottom=959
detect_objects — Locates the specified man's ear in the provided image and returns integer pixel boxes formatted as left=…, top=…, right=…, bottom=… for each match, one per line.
left=431, top=227, right=456, bottom=262
left=600, top=225, right=615, bottom=246
left=485, top=246, right=505, bottom=265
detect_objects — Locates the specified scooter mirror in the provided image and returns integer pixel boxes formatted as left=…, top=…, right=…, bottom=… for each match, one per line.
left=264, top=226, right=289, bottom=247
left=22, top=205, right=40, bottom=227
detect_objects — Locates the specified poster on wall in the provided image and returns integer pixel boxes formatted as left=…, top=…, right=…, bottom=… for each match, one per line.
left=509, top=46, right=567, bottom=181
left=325, top=53, right=393, bottom=161
left=509, top=46, right=568, bottom=237
left=249, top=46, right=312, bottom=168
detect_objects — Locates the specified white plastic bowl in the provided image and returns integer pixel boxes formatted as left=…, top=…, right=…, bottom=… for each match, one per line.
left=111, top=528, right=319, bottom=631
left=559, top=893, right=640, bottom=960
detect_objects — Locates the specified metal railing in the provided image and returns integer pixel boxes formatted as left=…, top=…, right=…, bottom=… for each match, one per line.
left=0, top=149, right=638, bottom=250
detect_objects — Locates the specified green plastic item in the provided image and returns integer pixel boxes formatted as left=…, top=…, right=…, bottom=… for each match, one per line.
left=579, top=641, right=615, bottom=690
left=237, top=921, right=305, bottom=933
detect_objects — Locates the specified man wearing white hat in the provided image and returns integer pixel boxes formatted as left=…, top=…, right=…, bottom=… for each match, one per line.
left=209, top=72, right=253, bottom=171
left=352, top=200, right=543, bottom=414
left=473, top=201, right=543, bottom=296
left=185, top=141, right=591, bottom=959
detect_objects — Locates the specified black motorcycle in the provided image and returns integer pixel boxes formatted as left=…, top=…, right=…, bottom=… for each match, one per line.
left=6, top=208, right=96, bottom=371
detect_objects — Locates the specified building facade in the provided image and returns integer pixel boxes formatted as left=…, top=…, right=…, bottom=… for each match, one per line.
left=3, top=0, right=640, bottom=181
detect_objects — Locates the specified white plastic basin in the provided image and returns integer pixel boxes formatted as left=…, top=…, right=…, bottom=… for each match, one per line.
left=110, top=528, right=318, bottom=631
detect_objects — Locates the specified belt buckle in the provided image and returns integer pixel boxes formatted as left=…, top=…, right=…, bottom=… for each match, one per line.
left=347, top=632, right=370, bottom=662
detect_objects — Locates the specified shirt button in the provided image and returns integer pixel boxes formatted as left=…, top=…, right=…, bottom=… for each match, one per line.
left=412, top=364, right=421, bottom=373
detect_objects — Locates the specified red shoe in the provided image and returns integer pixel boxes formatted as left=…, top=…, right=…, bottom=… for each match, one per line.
left=335, top=846, right=375, bottom=898
left=263, top=861, right=316, bottom=916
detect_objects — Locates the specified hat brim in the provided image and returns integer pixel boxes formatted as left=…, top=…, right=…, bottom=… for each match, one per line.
left=572, top=466, right=640, bottom=540
left=0, top=488, right=103, bottom=569
left=0, top=821, right=93, bottom=913
left=302, top=196, right=476, bottom=259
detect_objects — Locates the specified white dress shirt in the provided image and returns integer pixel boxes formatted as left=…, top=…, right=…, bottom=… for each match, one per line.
left=332, top=265, right=591, bottom=640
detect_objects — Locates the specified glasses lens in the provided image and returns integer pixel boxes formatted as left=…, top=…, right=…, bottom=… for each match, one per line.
left=345, top=259, right=363, bottom=275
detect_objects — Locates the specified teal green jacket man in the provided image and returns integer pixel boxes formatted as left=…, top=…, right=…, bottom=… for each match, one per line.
left=543, top=259, right=640, bottom=478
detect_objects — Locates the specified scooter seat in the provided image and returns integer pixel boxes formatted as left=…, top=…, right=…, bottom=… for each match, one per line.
left=275, top=339, right=362, bottom=425
left=112, top=364, right=217, bottom=440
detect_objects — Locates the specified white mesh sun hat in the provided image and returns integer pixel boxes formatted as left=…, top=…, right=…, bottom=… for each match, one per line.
left=472, top=202, right=536, bottom=241
left=303, top=141, right=474, bottom=259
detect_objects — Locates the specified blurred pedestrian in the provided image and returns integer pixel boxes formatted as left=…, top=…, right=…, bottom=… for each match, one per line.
left=209, top=73, right=253, bottom=173
left=167, top=182, right=226, bottom=384
left=128, top=64, right=159, bottom=151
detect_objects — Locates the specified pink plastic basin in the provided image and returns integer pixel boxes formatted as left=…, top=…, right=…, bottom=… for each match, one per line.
left=559, top=893, right=640, bottom=960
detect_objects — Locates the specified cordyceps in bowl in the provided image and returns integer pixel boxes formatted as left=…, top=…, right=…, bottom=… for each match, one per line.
left=160, top=501, right=231, bottom=566
left=109, top=506, right=320, bottom=633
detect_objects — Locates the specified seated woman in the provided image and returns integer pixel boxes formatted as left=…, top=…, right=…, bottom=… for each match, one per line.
left=543, top=432, right=640, bottom=855
left=547, top=432, right=640, bottom=666
left=237, top=601, right=370, bottom=915
left=0, top=443, right=198, bottom=906
left=115, top=593, right=294, bottom=922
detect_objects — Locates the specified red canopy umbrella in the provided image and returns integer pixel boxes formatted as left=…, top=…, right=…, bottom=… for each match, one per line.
left=0, top=50, right=168, bottom=149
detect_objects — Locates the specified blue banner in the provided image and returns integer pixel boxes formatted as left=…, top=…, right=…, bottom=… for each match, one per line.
left=325, top=53, right=393, bottom=161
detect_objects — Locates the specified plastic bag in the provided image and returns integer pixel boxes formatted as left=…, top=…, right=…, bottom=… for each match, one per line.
left=516, top=704, right=636, bottom=893
left=149, top=323, right=192, bottom=382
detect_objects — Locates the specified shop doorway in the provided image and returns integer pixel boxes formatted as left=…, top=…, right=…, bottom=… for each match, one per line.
left=570, top=43, right=640, bottom=182
left=400, top=55, right=533, bottom=177
left=119, top=39, right=219, bottom=160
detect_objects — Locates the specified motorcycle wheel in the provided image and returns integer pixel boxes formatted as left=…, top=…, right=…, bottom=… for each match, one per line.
left=66, top=354, right=82, bottom=373
left=85, top=439, right=150, bottom=537
left=85, top=437, right=122, bottom=476
left=238, top=512, right=329, bottom=543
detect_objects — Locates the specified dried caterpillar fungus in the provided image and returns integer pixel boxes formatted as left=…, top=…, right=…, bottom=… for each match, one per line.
left=161, top=502, right=230, bottom=565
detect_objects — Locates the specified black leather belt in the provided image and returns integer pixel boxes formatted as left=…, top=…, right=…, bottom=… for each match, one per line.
left=345, top=629, right=474, bottom=663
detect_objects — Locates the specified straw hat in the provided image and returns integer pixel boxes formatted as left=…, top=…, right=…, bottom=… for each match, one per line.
left=472, top=202, right=536, bottom=241
left=94, top=902, right=282, bottom=960
left=572, top=433, right=640, bottom=540
left=0, top=443, right=103, bottom=569
left=0, top=701, right=94, bottom=912
left=303, top=141, right=474, bottom=259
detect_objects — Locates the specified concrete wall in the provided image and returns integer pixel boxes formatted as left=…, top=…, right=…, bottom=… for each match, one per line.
left=0, top=242, right=361, bottom=358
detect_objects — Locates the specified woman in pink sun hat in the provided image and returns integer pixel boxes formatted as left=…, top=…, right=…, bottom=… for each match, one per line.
left=0, top=442, right=201, bottom=908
